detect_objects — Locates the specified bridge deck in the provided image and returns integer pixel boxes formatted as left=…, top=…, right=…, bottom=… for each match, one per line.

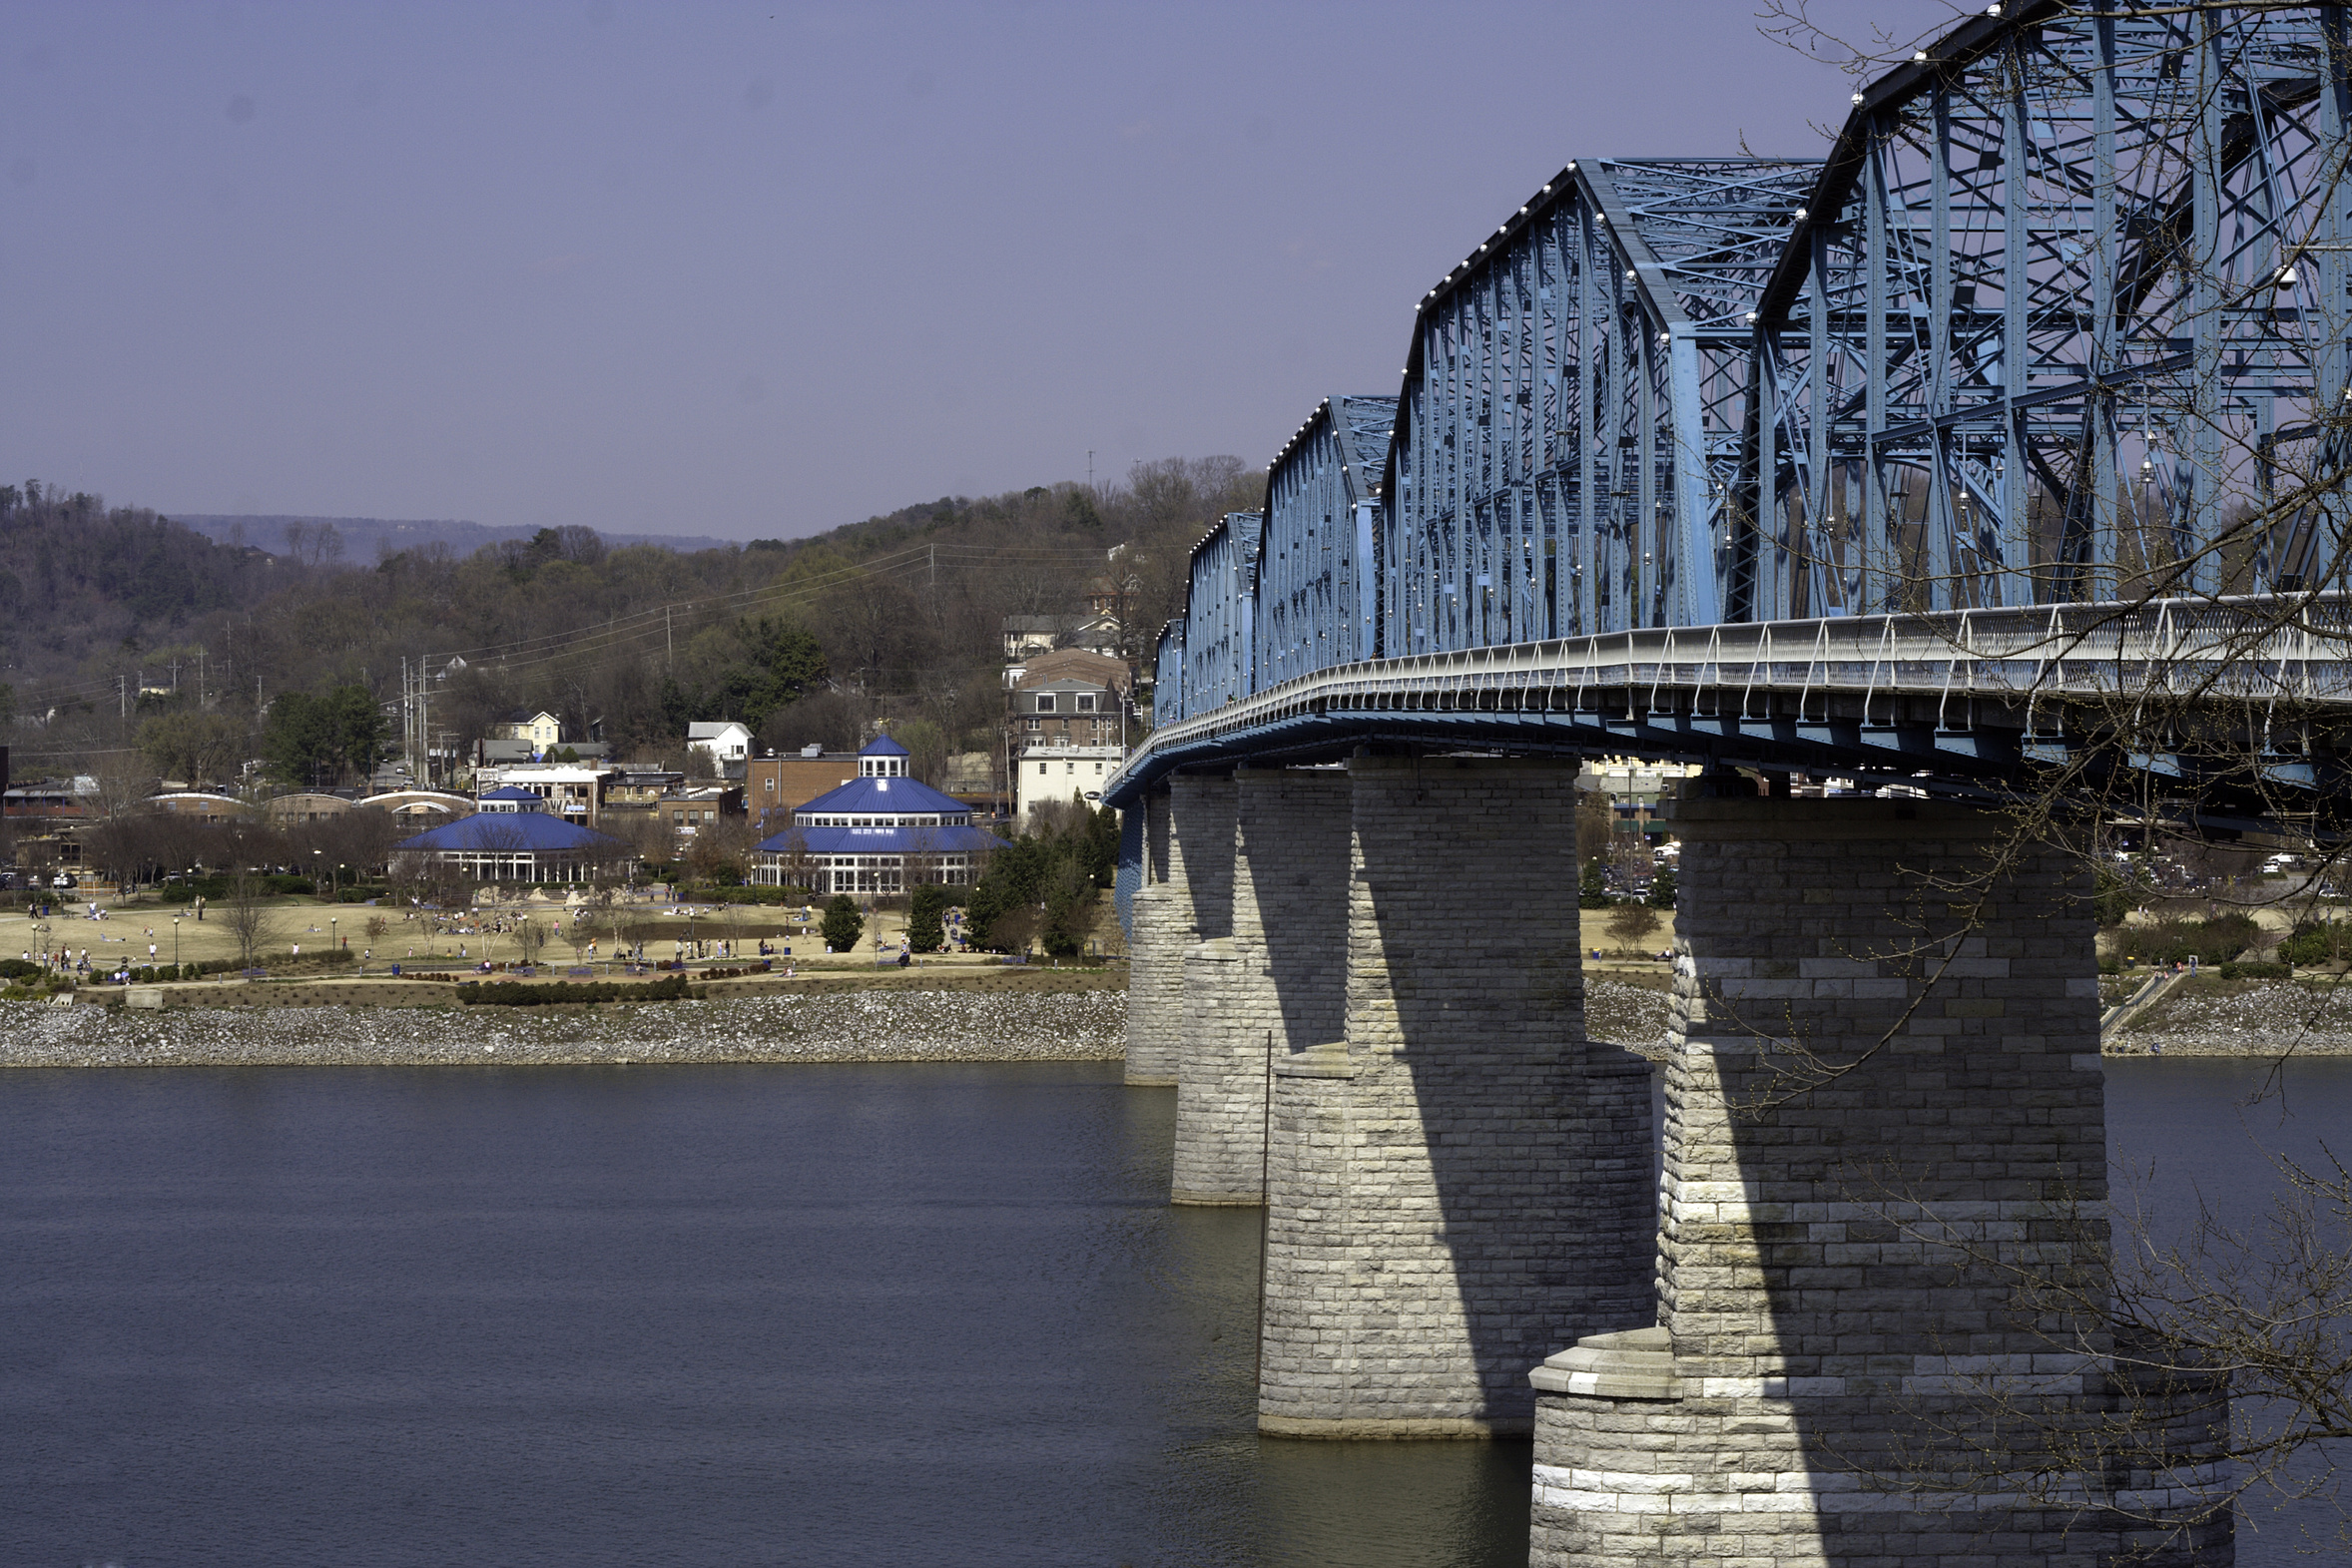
left=1109, top=597, right=2352, bottom=827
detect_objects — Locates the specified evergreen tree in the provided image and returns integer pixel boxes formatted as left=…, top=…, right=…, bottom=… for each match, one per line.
left=1578, top=859, right=1611, bottom=909
left=263, top=684, right=387, bottom=786
left=1645, top=865, right=1677, bottom=910
left=820, top=893, right=865, bottom=952
left=907, top=883, right=945, bottom=953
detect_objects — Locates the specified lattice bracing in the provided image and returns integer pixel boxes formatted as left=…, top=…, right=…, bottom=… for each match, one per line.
left=1259, top=395, right=1395, bottom=688
left=1385, top=159, right=1821, bottom=655
left=1758, top=2, right=2351, bottom=619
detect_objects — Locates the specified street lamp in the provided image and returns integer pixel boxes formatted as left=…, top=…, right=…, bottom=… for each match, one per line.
left=172, top=914, right=181, bottom=968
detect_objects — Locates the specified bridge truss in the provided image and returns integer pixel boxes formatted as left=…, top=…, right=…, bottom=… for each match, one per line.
left=1755, top=1, right=2351, bottom=621
left=1126, top=3, right=2352, bottom=825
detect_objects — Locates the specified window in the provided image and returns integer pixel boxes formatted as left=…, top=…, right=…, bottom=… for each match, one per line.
left=1037, top=763, right=1048, bottom=776
left=764, top=778, right=775, bottom=792
left=1035, top=695, right=1056, bottom=713
left=1076, top=694, right=1094, bottom=712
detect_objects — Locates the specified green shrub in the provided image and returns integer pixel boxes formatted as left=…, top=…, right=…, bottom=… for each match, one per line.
left=821, top=894, right=865, bottom=953
left=2218, top=961, right=2292, bottom=980
left=458, top=973, right=693, bottom=1006
left=0, top=958, right=39, bottom=981
left=2131, top=912, right=2262, bottom=967
left=2276, top=919, right=2352, bottom=967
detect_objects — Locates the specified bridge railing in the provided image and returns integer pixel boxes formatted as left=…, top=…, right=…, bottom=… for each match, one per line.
left=1113, top=595, right=2352, bottom=794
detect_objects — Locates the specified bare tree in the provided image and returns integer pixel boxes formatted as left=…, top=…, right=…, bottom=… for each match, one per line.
left=220, top=870, right=275, bottom=967
left=1604, top=900, right=1663, bottom=953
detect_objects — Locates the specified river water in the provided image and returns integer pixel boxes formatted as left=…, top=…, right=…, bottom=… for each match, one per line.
left=1, top=1056, right=2343, bottom=1566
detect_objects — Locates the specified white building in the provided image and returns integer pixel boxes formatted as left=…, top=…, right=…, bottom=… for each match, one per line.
left=688, top=721, right=754, bottom=766
left=472, top=765, right=614, bottom=824
left=1012, top=741, right=1125, bottom=829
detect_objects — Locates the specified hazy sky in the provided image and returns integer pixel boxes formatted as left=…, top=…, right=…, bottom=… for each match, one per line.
left=1, top=0, right=1945, bottom=541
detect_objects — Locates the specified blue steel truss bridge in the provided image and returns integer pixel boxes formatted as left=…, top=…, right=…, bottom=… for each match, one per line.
left=1108, top=3, right=2352, bottom=839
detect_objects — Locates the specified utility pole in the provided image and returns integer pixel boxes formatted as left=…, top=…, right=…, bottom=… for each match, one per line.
left=417, top=656, right=430, bottom=784
left=666, top=607, right=673, bottom=671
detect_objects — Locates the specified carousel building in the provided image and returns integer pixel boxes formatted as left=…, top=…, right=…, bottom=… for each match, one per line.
left=751, top=735, right=1007, bottom=895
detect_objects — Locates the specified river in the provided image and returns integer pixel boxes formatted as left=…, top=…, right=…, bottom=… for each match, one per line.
left=1, top=1057, right=2343, bottom=1566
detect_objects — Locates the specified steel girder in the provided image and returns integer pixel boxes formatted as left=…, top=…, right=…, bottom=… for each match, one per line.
left=1177, top=511, right=1264, bottom=722
left=1154, top=617, right=1187, bottom=727
left=1755, top=1, right=2351, bottom=619
left=1258, top=394, right=1397, bottom=685
left=1382, top=158, right=1821, bottom=654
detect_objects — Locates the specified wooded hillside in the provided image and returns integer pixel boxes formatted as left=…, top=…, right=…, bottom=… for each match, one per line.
left=0, top=457, right=1263, bottom=784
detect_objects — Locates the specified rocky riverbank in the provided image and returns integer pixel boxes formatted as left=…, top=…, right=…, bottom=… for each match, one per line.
left=1586, top=978, right=1673, bottom=1059
left=0, top=989, right=1127, bottom=1069
left=2113, top=977, right=2352, bottom=1056
left=1580, top=975, right=2352, bottom=1059
left=10, top=974, right=2338, bottom=1070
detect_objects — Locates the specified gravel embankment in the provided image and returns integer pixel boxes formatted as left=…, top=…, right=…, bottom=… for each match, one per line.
left=2117, top=980, right=2352, bottom=1056
left=18, top=973, right=2327, bottom=1068
left=0, top=990, right=1127, bottom=1069
left=1587, top=978, right=1673, bottom=1059
left=1574, top=975, right=2352, bottom=1058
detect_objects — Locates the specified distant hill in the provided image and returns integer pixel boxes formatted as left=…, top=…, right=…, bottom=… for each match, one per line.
left=173, top=515, right=748, bottom=561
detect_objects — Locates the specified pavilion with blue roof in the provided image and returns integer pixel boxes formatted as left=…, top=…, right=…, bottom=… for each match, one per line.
left=391, top=790, right=631, bottom=884
left=753, top=734, right=1007, bottom=895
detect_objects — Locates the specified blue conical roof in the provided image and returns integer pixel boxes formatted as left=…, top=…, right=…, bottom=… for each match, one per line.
left=862, top=733, right=910, bottom=757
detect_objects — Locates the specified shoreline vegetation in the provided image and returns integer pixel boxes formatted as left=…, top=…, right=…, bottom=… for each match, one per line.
left=2, top=973, right=2344, bottom=1070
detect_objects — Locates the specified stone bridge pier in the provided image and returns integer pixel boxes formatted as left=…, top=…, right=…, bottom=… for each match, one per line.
left=1528, top=796, right=2229, bottom=1567
left=1126, top=775, right=1236, bottom=1088
left=1125, top=786, right=1182, bottom=1086
left=1256, top=756, right=1654, bottom=1437
left=1170, top=766, right=1352, bottom=1206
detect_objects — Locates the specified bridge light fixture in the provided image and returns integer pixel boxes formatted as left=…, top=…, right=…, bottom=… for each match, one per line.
left=1852, top=92, right=1865, bottom=105
left=2278, top=264, right=2299, bottom=287
left=1795, top=207, right=1808, bottom=222
left=1915, top=50, right=1930, bottom=61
